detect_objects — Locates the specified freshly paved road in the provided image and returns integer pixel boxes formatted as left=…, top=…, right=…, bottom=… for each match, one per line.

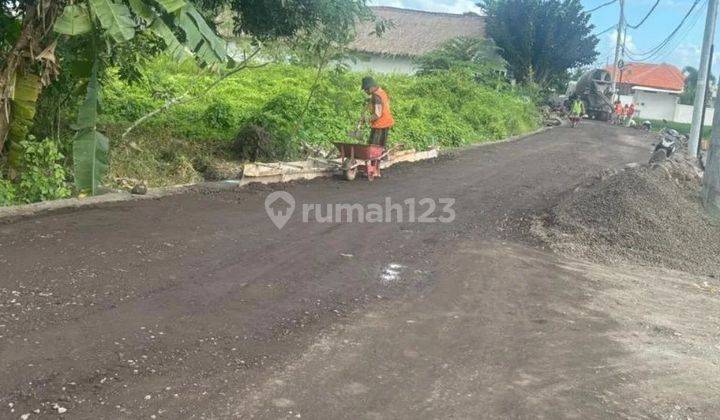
left=1, top=122, right=667, bottom=418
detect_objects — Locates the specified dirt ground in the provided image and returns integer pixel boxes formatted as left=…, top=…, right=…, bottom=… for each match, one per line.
left=1, top=121, right=719, bottom=419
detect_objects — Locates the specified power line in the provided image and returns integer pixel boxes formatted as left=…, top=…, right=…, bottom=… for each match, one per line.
left=625, top=0, right=703, bottom=59
left=627, top=0, right=703, bottom=58
left=626, top=0, right=705, bottom=62
left=626, top=0, right=660, bottom=29
left=595, top=24, right=618, bottom=36
left=642, top=3, right=706, bottom=63
left=587, top=0, right=618, bottom=13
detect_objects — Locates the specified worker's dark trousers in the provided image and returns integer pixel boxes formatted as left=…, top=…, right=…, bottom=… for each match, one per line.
left=369, top=128, right=390, bottom=147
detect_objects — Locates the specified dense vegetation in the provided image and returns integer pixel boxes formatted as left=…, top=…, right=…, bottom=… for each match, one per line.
left=0, top=0, right=379, bottom=203
left=0, top=54, right=541, bottom=205
left=100, top=59, right=539, bottom=185
left=1, top=0, right=547, bottom=207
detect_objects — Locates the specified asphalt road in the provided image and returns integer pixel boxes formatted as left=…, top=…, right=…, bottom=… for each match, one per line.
left=1, top=122, right=661, bottom=419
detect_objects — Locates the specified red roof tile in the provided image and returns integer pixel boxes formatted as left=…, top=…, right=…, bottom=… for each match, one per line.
left=605, top=62, right=685, bottom=92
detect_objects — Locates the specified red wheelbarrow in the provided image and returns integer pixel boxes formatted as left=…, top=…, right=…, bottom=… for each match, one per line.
left=333, top=142, right=388, bottom=181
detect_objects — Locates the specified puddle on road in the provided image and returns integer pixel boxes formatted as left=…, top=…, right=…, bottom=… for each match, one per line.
left=380, top=263, right=405, bottom=285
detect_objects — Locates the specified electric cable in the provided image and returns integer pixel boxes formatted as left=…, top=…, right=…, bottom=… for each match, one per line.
left=595, top=24, right=618, bottom=36
left=625, top=0, right=660, bottom=29
left=624, top=0, right=703, bottom=59
left=587, top=0, right=618, bottom=14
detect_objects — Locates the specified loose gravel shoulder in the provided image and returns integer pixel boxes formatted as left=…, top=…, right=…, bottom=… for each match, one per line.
left=532, top=157, right=720, bottom=278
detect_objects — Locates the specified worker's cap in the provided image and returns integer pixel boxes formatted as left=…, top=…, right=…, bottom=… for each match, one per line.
left=361, top=76, right=377, bottom=90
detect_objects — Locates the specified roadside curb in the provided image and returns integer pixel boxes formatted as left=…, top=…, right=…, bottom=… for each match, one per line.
left=440, top=124, right=556, bottom=156
left=0, top=125, right=556, bottom=222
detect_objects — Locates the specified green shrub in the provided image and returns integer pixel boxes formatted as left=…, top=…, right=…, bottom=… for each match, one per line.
left=100, top=59, right=540, bottom=182
left=15, top=138, right=71, bottom=203
left=203, top=100, right=236, bottom=129
left=0, top=179, right=16, bottom=206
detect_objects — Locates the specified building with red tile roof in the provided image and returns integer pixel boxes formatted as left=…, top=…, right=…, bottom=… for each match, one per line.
left=605, top=62, right=685, bottom=93
left=599, top=62, right=686, bottom=121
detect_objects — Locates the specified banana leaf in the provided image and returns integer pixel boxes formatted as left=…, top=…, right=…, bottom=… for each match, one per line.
left=128, top=0, right=155, bottom=23
left=73, top=129, right=109, bottom=194
left=156, top=0, right=186, bottom=13
left=6, top=73, right=41, bottom=173
left=73, top=62, right=108, bottom=194
left=175, top=6, right=226, bottom=66
left=150, top=18, right=193, bottom=62
left=54, top=4, right=93, bottom=35
left=88, top=0, right=136, bottom=42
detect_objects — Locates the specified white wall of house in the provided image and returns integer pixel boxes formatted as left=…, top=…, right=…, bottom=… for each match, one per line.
left=618, top=95, right=634, bottom=106
left=673, top=104, right=715, bottom=125
left=346, top=54, right=418, bottom=75
left=633, top=90, right=678, bottom=121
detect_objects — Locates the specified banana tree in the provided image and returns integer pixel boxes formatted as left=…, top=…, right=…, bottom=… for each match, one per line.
left=0, top=1, right=62, bottom=164
left=1, top=0, right=227, bottom=194
left=60, top=0, right=227, bottom=194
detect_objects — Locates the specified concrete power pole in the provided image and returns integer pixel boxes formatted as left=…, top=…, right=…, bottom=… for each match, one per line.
left=704, top=88, right=720, bottom=216
left=610, top=0, right=625, bottom=101
left=689, top=0, right=719, bottom=158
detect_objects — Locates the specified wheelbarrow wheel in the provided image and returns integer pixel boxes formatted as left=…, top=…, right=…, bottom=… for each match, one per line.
left=344, top=167, right=357, bottom=181
left=343, top=160, right=357, bottom=181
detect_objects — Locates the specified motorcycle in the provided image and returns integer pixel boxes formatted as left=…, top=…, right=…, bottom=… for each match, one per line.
left=649, top=125, right=687, bottom=164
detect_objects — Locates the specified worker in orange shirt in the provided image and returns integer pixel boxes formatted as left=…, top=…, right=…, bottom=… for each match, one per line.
left=613, top=100, right=623, bottom=125
left=361, top=76, right=395, bottom=147
left=626, top=103, right=636, bottom=126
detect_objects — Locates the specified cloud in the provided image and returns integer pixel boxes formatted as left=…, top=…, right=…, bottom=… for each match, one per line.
left=674, top=43, right=702, bottom=70
left=606, top=30, right=636, bottom=55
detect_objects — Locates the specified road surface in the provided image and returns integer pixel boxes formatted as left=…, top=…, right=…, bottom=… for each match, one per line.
left=1, top=122, right=692, bottom=418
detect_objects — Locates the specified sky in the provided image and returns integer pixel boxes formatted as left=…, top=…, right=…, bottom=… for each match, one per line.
left=370, top=0, right=719, bottom=72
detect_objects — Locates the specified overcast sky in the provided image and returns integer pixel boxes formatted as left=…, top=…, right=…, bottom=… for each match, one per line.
left=371, top=0, right=717, bottom=72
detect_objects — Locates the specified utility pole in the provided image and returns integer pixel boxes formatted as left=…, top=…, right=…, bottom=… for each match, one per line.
left=610, top=0, right=625, bottom=101
left=703, top=83, right=720, bottom=216
left=699, top=45, right=714, bottom=157
left=689, top=0, right=719, bottom=158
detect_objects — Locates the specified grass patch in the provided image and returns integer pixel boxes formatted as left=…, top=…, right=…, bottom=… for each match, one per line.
left=100, top=58, right=541, bottom=186
left=645, top=119, right=712, bottom=139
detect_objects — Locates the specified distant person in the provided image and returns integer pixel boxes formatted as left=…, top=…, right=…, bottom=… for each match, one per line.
left=626, top=103, right=636, bottom=127
left=569, top=96, right=585, bottom=127
left=361, top=76, right=395, bottom=148
left=613, top=100, right=623, bottom=125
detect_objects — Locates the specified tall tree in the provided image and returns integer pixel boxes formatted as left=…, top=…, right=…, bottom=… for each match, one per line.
left=478, top=0, right=599, bottom=87
left=681, top=66, right=716, bottom=105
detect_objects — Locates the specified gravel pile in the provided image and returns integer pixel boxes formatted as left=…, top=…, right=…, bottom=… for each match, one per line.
left=533, top=158, right=720, bottom=277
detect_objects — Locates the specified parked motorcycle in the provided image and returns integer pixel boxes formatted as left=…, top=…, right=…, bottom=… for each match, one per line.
left=649, top=124, right=687, bottom=164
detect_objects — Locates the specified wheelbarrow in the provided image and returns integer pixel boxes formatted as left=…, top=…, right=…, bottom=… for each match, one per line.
left=333, top=142, right=388, bottom=181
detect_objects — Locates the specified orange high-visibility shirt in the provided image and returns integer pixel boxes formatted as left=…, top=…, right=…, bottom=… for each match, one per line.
left=370, top=88, right=395, bottom=129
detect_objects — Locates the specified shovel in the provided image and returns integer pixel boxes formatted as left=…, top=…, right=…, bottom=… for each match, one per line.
left=348, top=116, right=365, bottom=141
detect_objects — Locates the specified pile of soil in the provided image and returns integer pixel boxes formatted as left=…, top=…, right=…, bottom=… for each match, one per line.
left=532, top=158, right=720, bottom=277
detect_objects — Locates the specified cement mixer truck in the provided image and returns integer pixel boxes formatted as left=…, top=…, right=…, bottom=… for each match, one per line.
left=566, top=69, right=614, bottom=121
